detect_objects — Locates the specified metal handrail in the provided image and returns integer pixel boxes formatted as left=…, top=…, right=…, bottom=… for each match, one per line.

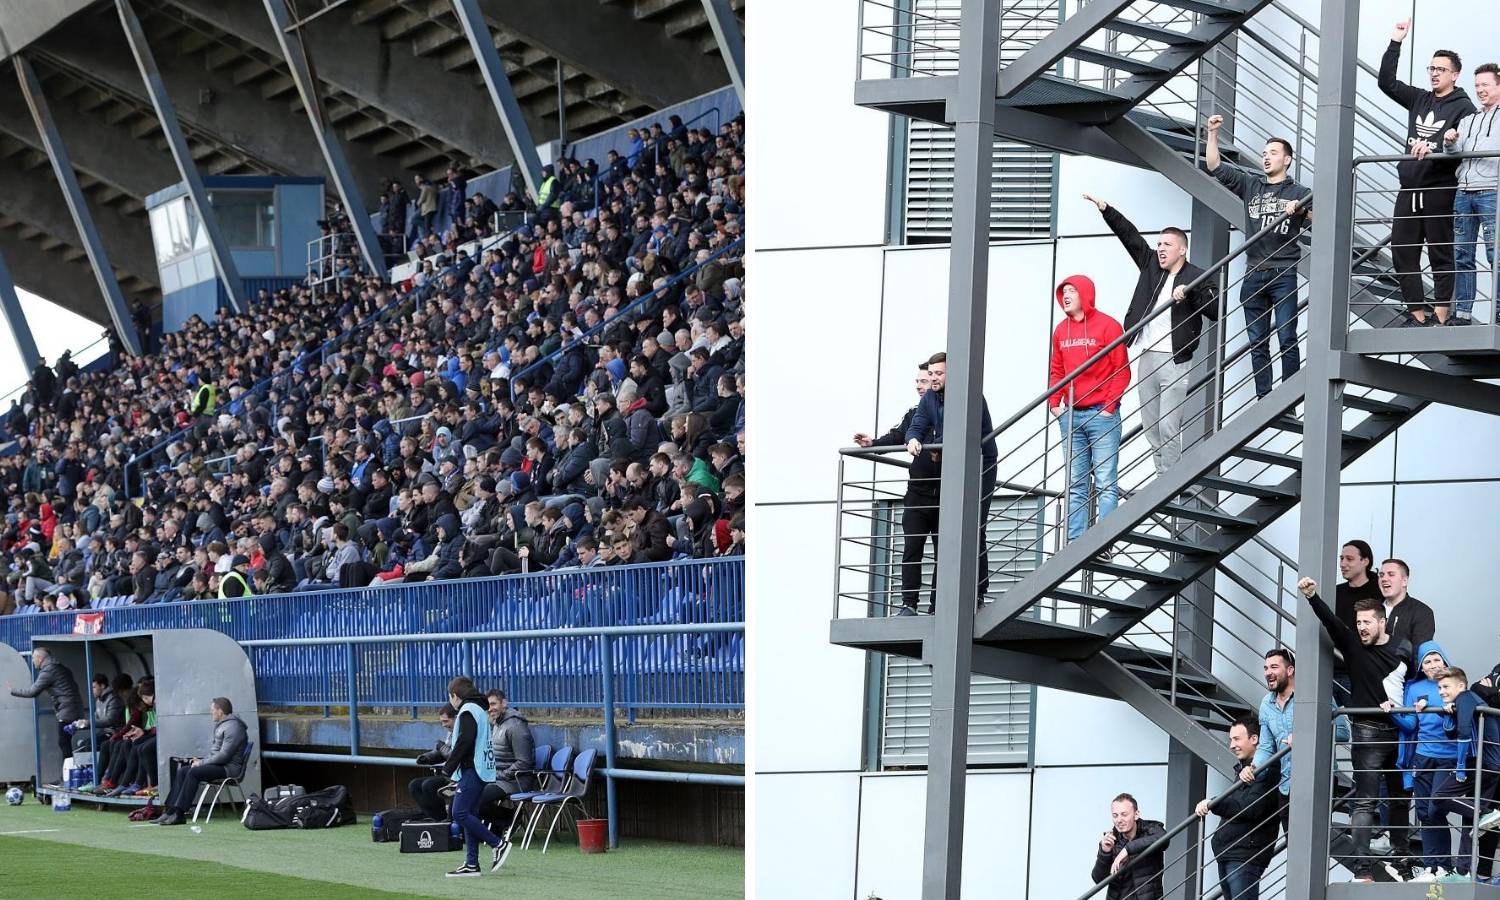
left=1079, top=742, right=1294, bottom=900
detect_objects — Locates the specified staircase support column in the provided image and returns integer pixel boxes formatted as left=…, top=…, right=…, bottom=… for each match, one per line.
left=1289, top=0, right=1361, bottom=897
left=919, top=0, right=998, bottom=895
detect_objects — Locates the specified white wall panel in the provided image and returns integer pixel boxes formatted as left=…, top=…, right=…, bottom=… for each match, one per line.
left=855, top=771, right=1034, bottom=900
left=751, top=503, right=868, bottom=773
left=747, top=0, right=891, bottom=251
left=1391, top=481, right=1500, bottom=673
left=1055, top=156, right=1194, bottom=240
left=753, top=246, right=885, bottom=503
left=1394, top=404, right=1500, bottom=483
left=752, top=772, right=862, bottom=900
left=1031, top=688, right=1168, bottom=767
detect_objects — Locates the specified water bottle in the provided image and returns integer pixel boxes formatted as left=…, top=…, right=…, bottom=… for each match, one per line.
left=371, top=812, right=384, bottom=841
left=450, top=821, right=461, bottom=842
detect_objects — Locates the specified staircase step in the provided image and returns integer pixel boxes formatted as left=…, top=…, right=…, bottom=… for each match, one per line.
left=1343, top=394, right=1410, bottom=416
left=1120, top=531, right=1217, bottom=555
left=1157, top=0, right=1249, bottom=16
left=1105, top=18, right=1203, bottom=46
left=1196, top=474, right=1297, bottom=500
left=1266, top=414, right=1304, bottom=433
left=1158, top=502, right=1260, bottom=529
left=1045, top=586, right=1152, bottom=613
left=1231, top=446, right=1302, bottom=468
left=1081, top=560, right=1181, bottom=585
left=1066, top=46, right=1173, bottom=77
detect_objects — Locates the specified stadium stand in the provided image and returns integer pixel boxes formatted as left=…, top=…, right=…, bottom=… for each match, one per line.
left=0, top=111, right=745, bottom=616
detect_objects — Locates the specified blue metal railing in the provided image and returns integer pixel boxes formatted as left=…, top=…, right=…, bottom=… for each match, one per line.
left=0, top=558, right=742, bottom=649
left=507, top=237, right=743, bottom=399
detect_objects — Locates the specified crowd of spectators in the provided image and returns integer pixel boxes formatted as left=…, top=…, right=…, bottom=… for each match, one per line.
left=0, top=111, right=746, bottom=613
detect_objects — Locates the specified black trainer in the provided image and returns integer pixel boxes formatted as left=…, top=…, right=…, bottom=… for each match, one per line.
left=491, top=840, right=512, bottom=872
left=446, top=863, right=482, bottom=877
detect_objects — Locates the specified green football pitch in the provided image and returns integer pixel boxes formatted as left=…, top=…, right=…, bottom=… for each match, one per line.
left=0, top=801, right=743, bottom=898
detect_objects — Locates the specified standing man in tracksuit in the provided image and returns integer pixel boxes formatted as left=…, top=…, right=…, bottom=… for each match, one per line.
left=1380, top=21, right=1476, bottom=326
left=442, top=676, right=509, bottom=877
left=1429, top=63, right=1500, bottom=325
left=854, top=363, right=936, bottom=615
left=1202, top=115, right=1313, bottom=398
left=1391, top=641, right=1458, bottom=881
left=1084, top=195, right=1218, bottom=470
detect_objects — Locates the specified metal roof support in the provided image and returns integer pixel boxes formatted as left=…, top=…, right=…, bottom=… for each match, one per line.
left=700, top=0, right=744, bottom=104
left=115, top=0, right=245, bottom=316
left=260, top=0, right=387, bottom=282
left=1288, top=0, right=1361, bottom=897
left=0, top=250, right=41, bottom=371
left=12, top=53, right=141, bottom=357
left=920, top=0, right=999, bottom=895
left=449, top=0, right=544, bottom=199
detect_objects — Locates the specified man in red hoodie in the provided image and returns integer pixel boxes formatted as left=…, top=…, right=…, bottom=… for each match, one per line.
left=1049, top=275, right=1131, bottom=542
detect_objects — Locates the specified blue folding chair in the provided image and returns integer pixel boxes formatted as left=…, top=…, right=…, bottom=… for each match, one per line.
left=191, top=739, right=255, bottom=823
left=526, top=747, right=598, bottom=853
left=496, top=744, right=553, bottom=844
left=519, top=746, right=575, bottom=849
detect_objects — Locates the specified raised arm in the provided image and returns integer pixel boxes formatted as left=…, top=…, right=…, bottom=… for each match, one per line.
left=1205, top=114, right=1225, bottom=173
left=1378, top=22, right=1421, bottom=109
left=1093, top=199, right=1155, bottom=271
left=1299, top=578, right=1354, bottom=651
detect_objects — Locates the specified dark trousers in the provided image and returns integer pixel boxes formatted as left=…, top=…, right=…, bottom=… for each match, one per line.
left=1240, top=266, right=1300, bottom=399
left=451, top=766, right=501, bottom=867
left=1392, top=186, right=1457, bottom=315
left=1432, top=768, right=1500, bottom=875
left=1350, top=718, right=1409, bottom=873
left=408, top=774, right=449, bottom=821
left=1217, top=858, right=1264, bottom=900
left=1412, top=753, right=1455, bottom=870
left=896, top=479, right=995, bottom=612
left=54, top=722, right=70, bottom=761
left=164, top=763, right=227, bottom=812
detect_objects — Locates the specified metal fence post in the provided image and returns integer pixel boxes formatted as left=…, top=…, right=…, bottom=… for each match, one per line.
left=601, top=633, right=620, bottom=849
left=1473, top=712, right=1487, bottom=878
left=346, top=642, right=360, bottom=756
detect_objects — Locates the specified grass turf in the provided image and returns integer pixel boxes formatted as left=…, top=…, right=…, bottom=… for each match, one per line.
left=0, top=800, right=743, bottom=898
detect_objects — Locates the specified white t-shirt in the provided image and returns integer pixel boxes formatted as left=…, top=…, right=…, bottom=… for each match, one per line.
left=1136, top=275, right=1175, bottom=356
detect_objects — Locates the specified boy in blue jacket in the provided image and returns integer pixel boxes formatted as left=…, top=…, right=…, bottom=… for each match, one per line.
left=1432, top=667, right=1500, bottom=881
left=1389, top=641, right=1458, bottom=879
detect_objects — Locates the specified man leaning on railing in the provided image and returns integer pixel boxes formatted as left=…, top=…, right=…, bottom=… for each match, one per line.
left=1195, top=716, right=1281, bottom=900
left=852, top=361, right=931, bottom=616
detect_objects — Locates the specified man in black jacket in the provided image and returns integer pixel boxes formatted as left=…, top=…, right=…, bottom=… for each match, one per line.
left=1197, top=717, right=1282, bottom=900
left=1092, top=793, right=1166, bottom=900
left=10, top=647, right=83, bottom=760
left=1301, top=577, right=1412, bottom=881
left=1084, top=195, right=1217, bottom=474
left=1380, top=21, right=1476, bottom=325
left=1377, top=558, right=1435, bottom=674
left=855, top=362, right=932, bottom=615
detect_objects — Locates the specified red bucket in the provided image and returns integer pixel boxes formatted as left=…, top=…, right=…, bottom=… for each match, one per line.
left=576, top=818, right=608, bottom=854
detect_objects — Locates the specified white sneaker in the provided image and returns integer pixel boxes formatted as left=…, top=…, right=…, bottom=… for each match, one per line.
left=1381, top=861, right=1407, bottom=883
left=1409, top=867, right=1440, bottom=883
left=1479, top=809, right=1500, bottom=832
left=1370, top=833, right=1392, bottom=854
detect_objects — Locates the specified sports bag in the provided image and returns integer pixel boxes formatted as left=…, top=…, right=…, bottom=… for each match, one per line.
left=265, top=784, right=305, bottom=802
left=371, top=806, right=431, bottom=843
left=241, top=793, right=299, bottom=830
left=289, top=785, right=356, bottom=828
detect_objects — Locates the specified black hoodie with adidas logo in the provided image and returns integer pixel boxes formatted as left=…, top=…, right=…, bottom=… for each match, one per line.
left=1379, top=40, right=1477, bottom=188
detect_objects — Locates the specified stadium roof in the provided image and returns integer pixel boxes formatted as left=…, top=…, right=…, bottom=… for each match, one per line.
left=0, top=0, right=741, bottom=326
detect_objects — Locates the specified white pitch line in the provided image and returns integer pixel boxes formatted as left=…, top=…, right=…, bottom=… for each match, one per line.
left=0, top=828, right=61, bottom=835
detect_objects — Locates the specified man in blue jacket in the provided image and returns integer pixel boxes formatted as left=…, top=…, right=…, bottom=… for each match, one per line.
left=902, top=352, right=997, bottom=613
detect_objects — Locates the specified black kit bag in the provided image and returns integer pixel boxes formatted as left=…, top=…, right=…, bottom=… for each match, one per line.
left=372, top=806, right=432, bottom=843
left=399, top=819, right=461, bottom=853
left=289, top=785, right=357, bottom=828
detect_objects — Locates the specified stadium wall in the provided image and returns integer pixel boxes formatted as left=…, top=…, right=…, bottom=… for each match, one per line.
left=748, top=0, right=1500, bottom=896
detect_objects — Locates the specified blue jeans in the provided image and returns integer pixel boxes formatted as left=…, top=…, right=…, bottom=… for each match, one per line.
left=452, top=766, right=501, bottom=867
left=1241, top=266, right=1300, bottom=399
left=1455, top=189, right=1498, bottom=320
left=1059, top=406, right=1121, bottom=541
left=1217, top=859, right=1264, bottom=900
